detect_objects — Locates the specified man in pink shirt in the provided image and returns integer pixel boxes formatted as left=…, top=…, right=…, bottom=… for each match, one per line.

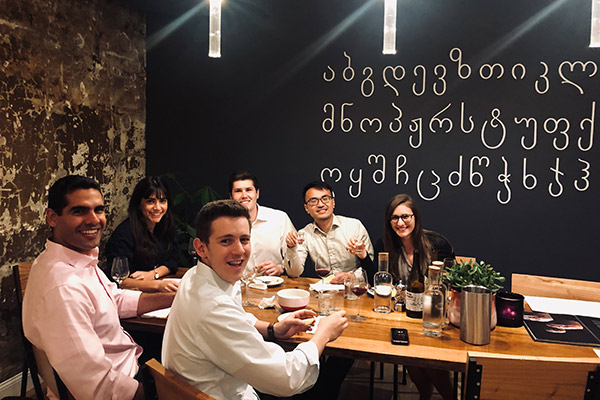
left=23, top=175, right=175, bottom=400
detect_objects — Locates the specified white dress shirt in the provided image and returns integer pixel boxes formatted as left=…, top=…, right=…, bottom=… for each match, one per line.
left=162, top=262, right=320, bottom=400
left=249, top=204, right=295, bottom=268
left=23, top=240, right=142, bottom=400
left=285, top=214, right=374, bottom=277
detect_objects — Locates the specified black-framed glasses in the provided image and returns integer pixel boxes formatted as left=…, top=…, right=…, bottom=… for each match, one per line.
left=306, top=195, right=334, bottom=206
left=390, top=214, right=414, bottom=224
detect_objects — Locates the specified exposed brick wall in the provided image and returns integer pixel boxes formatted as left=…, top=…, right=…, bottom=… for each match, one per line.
left=0, top=0, right=146, bottom=381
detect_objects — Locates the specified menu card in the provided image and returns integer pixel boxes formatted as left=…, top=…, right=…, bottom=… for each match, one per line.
left=523, top=312, right=600, bottom=347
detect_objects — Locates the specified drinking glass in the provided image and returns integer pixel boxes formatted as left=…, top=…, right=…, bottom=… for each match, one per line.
left=296, top=230, right=305, bottom=245
left=349, top=268, right=368, bottom=322
left=111, top=257, right=129, bottom=288
left=188, top=238, right=198, bottom=265
left=240, top=265, right=258, bottom=307
left=314, top=264, right=332, bottom=289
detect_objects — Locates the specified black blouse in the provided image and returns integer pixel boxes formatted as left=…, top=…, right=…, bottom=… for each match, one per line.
left=105, top=218, right=180, bottom=275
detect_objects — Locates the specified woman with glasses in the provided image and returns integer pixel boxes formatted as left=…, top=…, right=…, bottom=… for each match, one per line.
left=378, top=193, right=454, bottom=400
left=382, top=193, right=454, bottom=280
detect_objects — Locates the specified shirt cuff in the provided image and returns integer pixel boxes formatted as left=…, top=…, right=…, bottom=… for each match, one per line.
left=295, top=341, right=320, bottom=365
left=118, top=289, right=143, bottom=319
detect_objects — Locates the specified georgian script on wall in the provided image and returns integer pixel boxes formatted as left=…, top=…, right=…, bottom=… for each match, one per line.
left=318, top=48, right=596, bottom=204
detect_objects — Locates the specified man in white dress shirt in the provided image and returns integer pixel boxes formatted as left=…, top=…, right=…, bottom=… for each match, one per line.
left=162, top=200, right=348, bottom=400
left=229, top=171, right=295, bottom=276
left=285, top=181, right=375, bottom=284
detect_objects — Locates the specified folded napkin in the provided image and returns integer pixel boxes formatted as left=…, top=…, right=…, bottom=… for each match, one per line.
left=249, top=281, right=268, bottom=290
left=309, top=281, right=344, bottom=292
left=141, top=307, right=171, bottom=319
left=258, top=295, right=276, bottom=309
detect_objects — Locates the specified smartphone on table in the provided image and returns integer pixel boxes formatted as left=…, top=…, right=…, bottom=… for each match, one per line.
left=390, top=328, right=409, bottom=345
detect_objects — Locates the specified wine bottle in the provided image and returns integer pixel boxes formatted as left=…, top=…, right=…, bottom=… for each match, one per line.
left=405, top=249, right=424, bottom=318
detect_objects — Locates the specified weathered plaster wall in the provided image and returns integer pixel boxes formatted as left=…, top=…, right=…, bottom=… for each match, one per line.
left=0, top=0, right=146, bottom=381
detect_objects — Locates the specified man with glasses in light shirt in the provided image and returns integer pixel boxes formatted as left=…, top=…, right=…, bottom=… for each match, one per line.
left=229, top=170, right=295, bottom=276
left=285, top=180, right=375, bottom=284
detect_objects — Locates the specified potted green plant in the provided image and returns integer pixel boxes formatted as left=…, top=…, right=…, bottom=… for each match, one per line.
left=442, top=259, right=505, bottom=328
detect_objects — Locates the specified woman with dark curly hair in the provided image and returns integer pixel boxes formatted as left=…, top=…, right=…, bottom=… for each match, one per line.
left=106, top=176, right=180, bottom=292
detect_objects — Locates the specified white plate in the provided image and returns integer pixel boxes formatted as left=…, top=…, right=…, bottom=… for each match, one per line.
left=367, top=287, right=397, bottom=298
left=255, top=276, right=284, bottom=287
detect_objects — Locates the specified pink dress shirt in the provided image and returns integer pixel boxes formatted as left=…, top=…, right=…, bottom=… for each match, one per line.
left=23, top=240, right=143, bottom=400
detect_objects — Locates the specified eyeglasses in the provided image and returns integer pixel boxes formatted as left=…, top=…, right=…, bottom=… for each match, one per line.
left=390, top=214, right=414, bottom=224
left=306, top=195, right=334, bottom=207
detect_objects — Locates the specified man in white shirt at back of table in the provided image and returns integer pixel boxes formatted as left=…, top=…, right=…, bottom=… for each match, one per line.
left=229, top=170, right=295, bottom=276
left=162, top=199, right=348, bottom=400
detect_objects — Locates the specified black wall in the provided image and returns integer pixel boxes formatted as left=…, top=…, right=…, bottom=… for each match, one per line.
left=145, top=0, right=600, bottom=284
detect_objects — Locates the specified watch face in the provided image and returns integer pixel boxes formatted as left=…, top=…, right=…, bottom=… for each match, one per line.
left=154, top=271, right=160, bottom=280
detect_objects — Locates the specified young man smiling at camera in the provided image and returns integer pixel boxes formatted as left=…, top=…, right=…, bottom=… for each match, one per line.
left=162, top=199, right=347, bottom=400
left=229, top=170, right=295, bottom=276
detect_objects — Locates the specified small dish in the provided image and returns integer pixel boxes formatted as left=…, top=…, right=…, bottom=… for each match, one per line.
left=255, top=276, right=284, bottom=287
left=367, top=287, right=397, bottom=298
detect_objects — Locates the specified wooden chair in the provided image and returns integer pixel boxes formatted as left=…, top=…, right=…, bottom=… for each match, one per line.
left=13, top=263, right=71, bottom=400
left=512, top=273, right=600, bottom=301
left=455, top=256, right=476, bottom=263
left=142, top=358, right=215, bottom=400
left=464, top=351, right=600, bottom=399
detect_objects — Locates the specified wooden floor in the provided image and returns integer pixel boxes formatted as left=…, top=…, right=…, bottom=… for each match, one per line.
left=339, top=360, right=447, bottom=400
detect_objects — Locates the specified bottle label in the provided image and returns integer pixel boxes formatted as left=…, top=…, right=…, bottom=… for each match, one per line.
left=406, top=291, right=424, bottom=312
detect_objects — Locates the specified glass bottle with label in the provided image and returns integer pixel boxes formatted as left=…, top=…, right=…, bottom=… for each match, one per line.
left=373, top=252, right=392, bottom=313
left=405, top=249, right=424, bottom=318
left=423, top=265, right=444, bottom=337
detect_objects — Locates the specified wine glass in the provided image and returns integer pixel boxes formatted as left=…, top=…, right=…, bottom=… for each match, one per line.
left=188, top=238, right=198, bottom=265
left=314, top=264, right=332, bottom=290
left=111, top=257, right=129, bottom=288
left=240, top=265, right=258, bottom=307
left=349, top=268, right=368, bottom=322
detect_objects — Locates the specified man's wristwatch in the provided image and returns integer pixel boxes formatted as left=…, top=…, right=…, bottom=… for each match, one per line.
left=154, top=267, right=160, bottom=280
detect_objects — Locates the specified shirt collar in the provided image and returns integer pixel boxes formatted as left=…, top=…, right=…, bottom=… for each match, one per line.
left=311, top=214, right=340, bottom=234
left=45, top=239, right=99, bottom=269
left=254, top=204, right=268, bottom=223
left=195, top=260, right=237, bottom=296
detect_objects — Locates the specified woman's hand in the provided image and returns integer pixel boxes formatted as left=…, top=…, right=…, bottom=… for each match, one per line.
left=131, top=270, right=155, bottom=280
left=154, top=279, right=179, bottom=293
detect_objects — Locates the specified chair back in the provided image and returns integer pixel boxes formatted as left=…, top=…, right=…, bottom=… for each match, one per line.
left=512, top=273, right=600, bottom=302
left=455, top=256, right=476, bottom=263
left=464, top=351, right=600, bottom=400
left=142, top=358, right=215, bottom=400
left=15, top=263, right=72, bottom=400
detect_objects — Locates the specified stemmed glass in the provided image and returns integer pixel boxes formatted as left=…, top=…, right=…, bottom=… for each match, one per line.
left=314, top=264, right=332, bottom=290
left=240, top=265, right=258, bottom=307
left=188, top=238, right=198, bottom=265
left=349, top=268, right=368, bottom=322
left=111, top=257, right=130, bottom=288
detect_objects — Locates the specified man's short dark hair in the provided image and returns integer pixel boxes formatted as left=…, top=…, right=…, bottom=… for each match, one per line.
left=195, top=199, right=251, bottom=243
left=228, top=171, right=259, bottom=194
left=48, top=175, right=102, bottom=215
left=302, top=181, right=334, bottom=202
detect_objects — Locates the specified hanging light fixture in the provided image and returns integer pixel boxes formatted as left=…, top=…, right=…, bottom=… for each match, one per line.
left=383, top=0, right=397, bottom=54
left=209, top=0, right=222, bottom=57
left=592, top=0, right=600, bottom=47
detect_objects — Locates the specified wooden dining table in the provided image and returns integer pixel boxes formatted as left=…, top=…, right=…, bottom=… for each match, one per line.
left=121, top=275, right=599, bottom=372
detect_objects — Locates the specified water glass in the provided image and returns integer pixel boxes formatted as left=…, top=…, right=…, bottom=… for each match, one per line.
left=373, top=270, right=392, bottom=314
left=318, top=292, right=335, bottom=316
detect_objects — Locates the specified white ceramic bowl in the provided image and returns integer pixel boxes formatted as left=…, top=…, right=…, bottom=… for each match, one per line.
left=276, top=288, right=310, bottom=311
